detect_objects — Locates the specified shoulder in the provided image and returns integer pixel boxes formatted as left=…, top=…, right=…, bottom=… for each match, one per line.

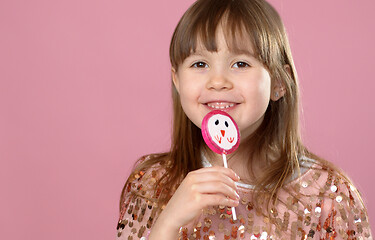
left=124, top=154, right=170, bottom=200
left=294, top=156, right=368, bottom=211
left=285, top=156, right=372, bottom=239
left=295, top=156, right=364, bottom=200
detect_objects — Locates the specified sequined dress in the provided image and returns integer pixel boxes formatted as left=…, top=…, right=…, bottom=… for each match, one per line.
left=116, top=156, right=372, bottom=239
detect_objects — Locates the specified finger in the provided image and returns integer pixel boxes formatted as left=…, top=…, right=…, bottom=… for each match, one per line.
left=188, top=171, right=239, bottom=192
left=192, top=166, right=240, bottom=182
left=200, top=194, right=240, bottom=208
left=191, top=181, right=240, bottom=201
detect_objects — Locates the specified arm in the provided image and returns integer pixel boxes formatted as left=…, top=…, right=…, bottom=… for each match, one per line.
left=319, top=174, right=372, bottom=240
left=334, top=181, right=372, bottom=239
left=117, top=165, right=240, bottom=239
left=116, top=165, right=161, bottom=239
left=148, top=166, right=240, bottom=240
left=116, top=189, right=158, bottom=239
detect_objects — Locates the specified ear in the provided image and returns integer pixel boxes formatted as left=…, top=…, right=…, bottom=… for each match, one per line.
left=270, top=64, right=290, bottom=101
left=171, top=67, right=180, bottom=93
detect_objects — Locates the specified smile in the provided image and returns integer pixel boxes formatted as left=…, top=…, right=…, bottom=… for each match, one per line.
left=207, top=102, right=236, bottom=109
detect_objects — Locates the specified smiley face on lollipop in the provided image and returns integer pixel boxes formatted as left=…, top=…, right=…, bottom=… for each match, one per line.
left=201, top=110, right=240, bottom=155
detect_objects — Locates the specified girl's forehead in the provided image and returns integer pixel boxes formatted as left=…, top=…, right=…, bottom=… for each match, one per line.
left=192, top=19, right=257, bottom=53
left=192, top=31, right=257, bottom=57
left=170, top=10, right=264, bottom=68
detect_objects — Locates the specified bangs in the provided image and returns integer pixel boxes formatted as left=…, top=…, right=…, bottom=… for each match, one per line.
left=170, top=0, right=261, bottom=69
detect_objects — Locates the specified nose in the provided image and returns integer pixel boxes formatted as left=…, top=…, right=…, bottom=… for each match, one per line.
left=206, top=72, right=233, bottom=90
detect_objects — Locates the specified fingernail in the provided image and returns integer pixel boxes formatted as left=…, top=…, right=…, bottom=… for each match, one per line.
left=235, top=173, right=240, bottom=180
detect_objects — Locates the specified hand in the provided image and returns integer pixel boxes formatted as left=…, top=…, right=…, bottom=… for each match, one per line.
left=149, top=166, right=240, bottom=239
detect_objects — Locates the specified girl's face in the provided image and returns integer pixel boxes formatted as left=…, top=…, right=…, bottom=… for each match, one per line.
left=172, top=27, right=273, bottom=140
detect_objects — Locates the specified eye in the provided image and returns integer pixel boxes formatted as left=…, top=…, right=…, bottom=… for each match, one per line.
left=225, top=121, right=229, bottom=127
left=215, top=119, right=219, bottom=125
left=191, top=61, right=208, bottom=68
left=232, top=61, right=250, bottom=68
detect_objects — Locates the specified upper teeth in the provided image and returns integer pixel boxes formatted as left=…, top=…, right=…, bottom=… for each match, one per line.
left=207, top=103, right=235, bottom=109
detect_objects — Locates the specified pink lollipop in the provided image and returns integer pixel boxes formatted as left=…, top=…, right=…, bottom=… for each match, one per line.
left=201, top=110, right=240, bottom=220
left=202, top=110, right=240, bottom=155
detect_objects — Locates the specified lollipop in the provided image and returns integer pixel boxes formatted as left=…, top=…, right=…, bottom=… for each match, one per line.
left=201, top=110, right=240, bottom=220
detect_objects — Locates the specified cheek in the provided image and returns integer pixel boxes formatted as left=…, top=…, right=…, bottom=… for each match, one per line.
left=178, top=86, right=204, bottom=128
left=179, top=80, right=204, bottom=103
left=253, top=70, right=271, bottom=100
left=258, top=79, right=271, bottom=100
left=239, top=71, right=271, bottom=125
left=243, top=77, right=271, bottom=102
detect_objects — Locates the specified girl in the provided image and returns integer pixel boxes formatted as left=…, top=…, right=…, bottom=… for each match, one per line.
left=117, top=0, right=372, bottom=239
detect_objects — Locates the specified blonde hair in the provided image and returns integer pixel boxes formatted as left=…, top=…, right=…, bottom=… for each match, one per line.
left=121, top=0, right=320, bottom=210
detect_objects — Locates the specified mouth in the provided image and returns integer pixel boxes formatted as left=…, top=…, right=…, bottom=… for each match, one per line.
left=206, top=102, right=237, bottom=110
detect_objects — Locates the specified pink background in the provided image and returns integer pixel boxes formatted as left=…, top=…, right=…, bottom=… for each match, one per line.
left=1, top=0, right=374, bottom=239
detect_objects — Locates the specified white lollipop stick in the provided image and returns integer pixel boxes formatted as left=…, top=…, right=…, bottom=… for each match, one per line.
left=222, top=153, right=237, bottom=220
left=201, top=110, right=240, bottom=221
